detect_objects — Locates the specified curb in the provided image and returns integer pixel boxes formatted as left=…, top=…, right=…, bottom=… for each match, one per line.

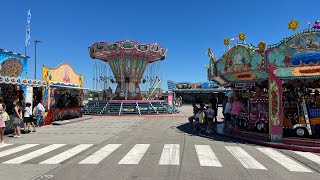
left=212, top=126, right=320, bottom=153
left=52, top=116, right=93, bottom=125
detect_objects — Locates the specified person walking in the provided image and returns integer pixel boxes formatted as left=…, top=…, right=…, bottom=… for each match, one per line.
left=13, top=99, right=22, bottom=138
left=0, top=98, right=7, bottom=144
left=35, top=101, right=45, bottom=127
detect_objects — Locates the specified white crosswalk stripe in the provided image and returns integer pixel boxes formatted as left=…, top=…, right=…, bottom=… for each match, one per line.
left=159, top=144, right=179, bottom=165
left=3, top=144, right=66, bottom=164
left=257, top=147, right=312, bottom=172
left=293, top=151, right=320, bottom=165
left=118, top=144, right=150, bottom=164
left=0, top=144, right=39, bottom=158
left=195, top=145, right=222, bottom=167
left=226, top=146, right=267, bottom=170
left=40, top=144, right=93, bottom=164
left=79, top=144, right=121, bottom=164
left=0, top=143, right=319, bottom=172
left=0, top=144, right=12, bottom=149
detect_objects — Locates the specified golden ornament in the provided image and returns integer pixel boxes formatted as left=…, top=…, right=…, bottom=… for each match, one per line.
left=238, top=32, right=246, bottom=41
left=224, top=38, right=230, bottom=46
left=288, top=19, right=299, bottom=31
left=258, top=41, right=267, bottom=51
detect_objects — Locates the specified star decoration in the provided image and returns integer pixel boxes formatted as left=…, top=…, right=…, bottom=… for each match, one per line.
left=224, top=38, right=230, bottom=46
left=238, top=32, right=246, bottom=41
left=288, top=19, right=299, bottom=31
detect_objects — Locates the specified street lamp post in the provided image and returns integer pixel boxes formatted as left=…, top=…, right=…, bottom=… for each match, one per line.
left=34, top=40, right=42, bottom=79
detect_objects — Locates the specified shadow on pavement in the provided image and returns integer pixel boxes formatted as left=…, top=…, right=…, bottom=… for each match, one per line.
left=175, top=122, right=258, bottom=146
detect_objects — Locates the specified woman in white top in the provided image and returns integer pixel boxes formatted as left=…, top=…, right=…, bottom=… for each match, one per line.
left=24, top=103, right=36, bottom=133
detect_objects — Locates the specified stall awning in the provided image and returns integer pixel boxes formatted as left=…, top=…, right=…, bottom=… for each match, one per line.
left=50, top=84, right=90, bottom=90
left=0, top=76, right=47, bottom=87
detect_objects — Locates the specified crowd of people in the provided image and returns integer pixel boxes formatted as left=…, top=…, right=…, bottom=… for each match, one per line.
left=0, top=97, right=46, bottom=145
left=188, top=95, right=245, bottom=134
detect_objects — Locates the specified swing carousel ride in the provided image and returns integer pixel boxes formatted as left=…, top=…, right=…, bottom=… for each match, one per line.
left=84, top=40, right=174, bottom=115
left=89, top=40, right=167, bottom=100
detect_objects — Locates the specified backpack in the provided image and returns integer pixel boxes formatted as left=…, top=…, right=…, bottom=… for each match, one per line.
left=199, top=111, right=206, bottom=124
left=33, top=107, right=37, bottom=117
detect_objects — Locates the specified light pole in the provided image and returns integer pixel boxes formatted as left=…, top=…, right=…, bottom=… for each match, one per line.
left=34, top=40, right=42, bottom=79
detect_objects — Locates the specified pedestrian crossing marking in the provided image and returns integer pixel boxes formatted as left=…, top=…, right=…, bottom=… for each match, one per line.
left=118, top=144, right=150, bottom=164
left=226, top=146, right=267, bottom=170
left=159, top=144, right=179, bottom=165
left=257, top=147, right=312, bottom=172
left=40, top=144, right=93, bottom=164
left=293, top=151, right=320, bottom=165
left=195, top=145, right=222, bottom=167
left=79, top=144, right=121, bottom=164
left=3, top=144, right=66, bottom=164
left=0, top=144, right=12, bottom=149
left=0, top=144, right=39, bottom=158
left=0, top=143, right=319, bottom=173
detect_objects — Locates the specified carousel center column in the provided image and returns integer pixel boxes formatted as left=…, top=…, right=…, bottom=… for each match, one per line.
left=268, top=74, right=283, bottom=142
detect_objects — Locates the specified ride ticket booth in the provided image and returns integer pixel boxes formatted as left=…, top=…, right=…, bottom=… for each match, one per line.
left=42, top=63, right=85, bottom=125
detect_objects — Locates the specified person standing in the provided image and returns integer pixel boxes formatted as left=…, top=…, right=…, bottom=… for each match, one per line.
left=13, top=99, right=22, bottom=138
left=224, top=97, right=232, bottom=126
left=36, top=101, right=45, bottom=127
left=205, top=104, right=214, bottom=133
left=0, top=98, right=7, bottom=144
left=222, top=96, right=228, bottom=117
left=188, top=103, right=199, bottom=130
left=24, top=103, right=36, bottom=133
left=231, top=97, right=245, bottom=126
left=209, top=95, right=218, bottom=123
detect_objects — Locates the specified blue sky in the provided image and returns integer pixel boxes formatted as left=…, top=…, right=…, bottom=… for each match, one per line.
left=1, top=0, right=319, bottom=90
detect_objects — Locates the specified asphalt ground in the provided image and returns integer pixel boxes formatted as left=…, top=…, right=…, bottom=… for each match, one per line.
left=0, top=105, right=319, bottom=180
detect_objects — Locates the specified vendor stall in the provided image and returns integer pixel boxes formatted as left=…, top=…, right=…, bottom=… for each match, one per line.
left=0, top=49, right=47, bottom=131
left=42, top=63, right=85, bottom=124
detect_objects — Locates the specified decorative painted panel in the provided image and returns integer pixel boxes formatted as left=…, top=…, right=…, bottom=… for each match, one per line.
left=268, top=75, right=283, bottom=142
left=267, top=30, right=320, bottom=78
left=0, top=51, right=28, bottom=78
left=216, top=45, right=264, bottom=75
left=42, top=63, right=84, bottom=87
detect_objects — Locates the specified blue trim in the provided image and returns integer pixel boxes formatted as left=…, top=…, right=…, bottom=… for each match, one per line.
left=50, top=82, right=80, bottom=87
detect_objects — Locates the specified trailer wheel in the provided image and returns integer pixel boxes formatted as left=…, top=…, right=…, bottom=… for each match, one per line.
left=256, top=122, right=263, bottom=132
left=295, top=127, right=308, bottom=137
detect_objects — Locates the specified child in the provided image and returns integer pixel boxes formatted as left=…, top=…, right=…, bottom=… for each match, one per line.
left=206, top=104, right=215, bottom=133
left=0, top=99, right=6, bottom=144
left=24, top=103, right=36, bottom=133
left=193, top=109, right=200, bottom=132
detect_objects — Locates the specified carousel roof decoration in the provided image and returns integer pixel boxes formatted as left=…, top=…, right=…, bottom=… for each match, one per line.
left=238, top=32, right=246, bottom=43
left=288, top=19, right=300, bottom=31
left=0, top=48, right=29, bottom=58
left=312, top=20, right=320, bottom=29
left=88, top=40, right=167, bottom=62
